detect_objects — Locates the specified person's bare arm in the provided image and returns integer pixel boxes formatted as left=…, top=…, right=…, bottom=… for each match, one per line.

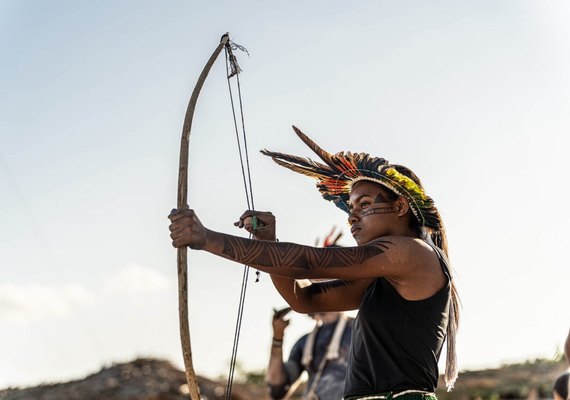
left=207, top=231, right=394, bottom=278
left=236, top=210, right=373, bottom=312
left=271, top=277, right=373, bottom=313
left=169, top=209, right=444, bottom=308
left=169, top=209, right=396, bottom=278
left=266, top=342, right=288, bottom=389
left=265, top=308, right=291, bottom=389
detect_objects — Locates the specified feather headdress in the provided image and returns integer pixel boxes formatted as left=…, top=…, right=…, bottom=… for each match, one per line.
left=261, top=126, right=441, bottom=229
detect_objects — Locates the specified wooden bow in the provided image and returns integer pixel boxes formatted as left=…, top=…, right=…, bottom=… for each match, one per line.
left=176, top=33, right=230, bottom=400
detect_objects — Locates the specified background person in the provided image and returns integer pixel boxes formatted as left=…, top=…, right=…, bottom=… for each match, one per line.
left=266, top=308, right=352, bottom=400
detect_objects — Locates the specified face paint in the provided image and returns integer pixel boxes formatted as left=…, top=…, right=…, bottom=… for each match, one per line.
left=373, top=192, right=389, bottom=204
left=360, top=204, right=397, bottom=218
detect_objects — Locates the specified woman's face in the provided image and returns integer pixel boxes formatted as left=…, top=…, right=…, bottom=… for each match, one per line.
left=348, top=181, right=400, bottom=245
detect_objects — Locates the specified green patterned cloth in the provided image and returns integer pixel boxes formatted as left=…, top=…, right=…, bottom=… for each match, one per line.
left=344, top=391, right=438, bottom=400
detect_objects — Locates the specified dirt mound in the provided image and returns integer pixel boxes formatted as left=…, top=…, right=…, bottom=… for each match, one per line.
left=0, top=358, right=268, bottom=400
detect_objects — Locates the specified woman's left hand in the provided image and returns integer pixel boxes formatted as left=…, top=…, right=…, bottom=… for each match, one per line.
left=168, top=208, right=208, bottom=249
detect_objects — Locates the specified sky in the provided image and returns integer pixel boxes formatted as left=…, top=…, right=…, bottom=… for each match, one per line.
left=1, top=0, right=570, bottom=389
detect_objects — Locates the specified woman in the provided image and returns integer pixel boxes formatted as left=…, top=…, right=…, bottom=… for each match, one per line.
left=169, top=126, right=459, bottom=399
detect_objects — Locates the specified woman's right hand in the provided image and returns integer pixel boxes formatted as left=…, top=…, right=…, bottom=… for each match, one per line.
left=234, top=210, right=276, bottom=241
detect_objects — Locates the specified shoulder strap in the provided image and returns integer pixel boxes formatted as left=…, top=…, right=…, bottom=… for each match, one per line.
left=426, top=242, right=451, bottom=281
left=305, top=314, right=349, bottom=399
left=301, top=322, right=320, bottom=368
left=325, top=313, right=349, bottom=360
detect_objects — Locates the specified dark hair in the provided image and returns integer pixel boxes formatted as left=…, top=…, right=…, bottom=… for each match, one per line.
left=362, top=163, right=461, bottom=388
left=384, top=165, right=448, bottom=252
left=554, top=372, right=569, bottom=399
left=382, top=164, right=460, bottom=327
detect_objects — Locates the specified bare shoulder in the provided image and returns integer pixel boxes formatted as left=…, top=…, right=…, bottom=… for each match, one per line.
left=369, top=236, right=438, bottom=266
left=377, top=236, right=446, bottom=300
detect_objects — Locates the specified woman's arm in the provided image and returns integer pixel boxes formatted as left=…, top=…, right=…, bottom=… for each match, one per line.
left=204, top=229, right=392, bottom=280
left=271, top=276, right=373, bottom=313
left=168, top=209, right=440, bottom=296
left=235, top=210, right=375, bottom=312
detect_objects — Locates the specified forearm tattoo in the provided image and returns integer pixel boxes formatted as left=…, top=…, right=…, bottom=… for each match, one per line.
left=306, top=279, right=356, bottom=295
left=221, top=236, right=392, bottom=271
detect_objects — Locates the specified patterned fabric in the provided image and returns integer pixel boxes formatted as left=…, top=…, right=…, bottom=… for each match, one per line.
left=261, top=126, right=441, bottom=229
left=344, top=390, right=437, bottom=399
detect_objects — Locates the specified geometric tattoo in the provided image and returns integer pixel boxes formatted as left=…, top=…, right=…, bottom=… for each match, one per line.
left=221, top=236, right=392, bottom=271
left=305, top=279, right=357, bottom=295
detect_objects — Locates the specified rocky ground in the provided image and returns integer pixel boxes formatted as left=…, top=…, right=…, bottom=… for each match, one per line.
left=435, top=358, right=569, bottom=400
left=0, top=358, right=268, bottom=400
left=1, top=357, right=567, bottom=400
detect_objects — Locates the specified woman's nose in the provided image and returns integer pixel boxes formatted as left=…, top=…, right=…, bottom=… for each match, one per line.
left=348, top=211, right=359, bottom=226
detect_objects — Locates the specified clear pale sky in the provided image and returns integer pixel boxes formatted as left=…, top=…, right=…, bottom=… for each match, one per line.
left=1, top=0, right=569, bottom=389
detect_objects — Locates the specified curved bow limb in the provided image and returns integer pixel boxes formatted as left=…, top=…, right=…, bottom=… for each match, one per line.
left=177, top=33, right=230, bottom=400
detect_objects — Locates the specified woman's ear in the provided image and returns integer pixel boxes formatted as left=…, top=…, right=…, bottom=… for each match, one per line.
left=396, top=197, right=410, bottom=217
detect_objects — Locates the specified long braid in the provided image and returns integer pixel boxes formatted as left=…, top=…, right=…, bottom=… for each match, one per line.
left=430, top=219, right=460, bottom=390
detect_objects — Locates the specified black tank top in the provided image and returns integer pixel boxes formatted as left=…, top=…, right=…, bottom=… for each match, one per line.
left=343, top=245, right=451, bottom=397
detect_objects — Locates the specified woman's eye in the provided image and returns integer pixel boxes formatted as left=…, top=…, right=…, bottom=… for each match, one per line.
left=360, top=201, right=369, bottom=208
